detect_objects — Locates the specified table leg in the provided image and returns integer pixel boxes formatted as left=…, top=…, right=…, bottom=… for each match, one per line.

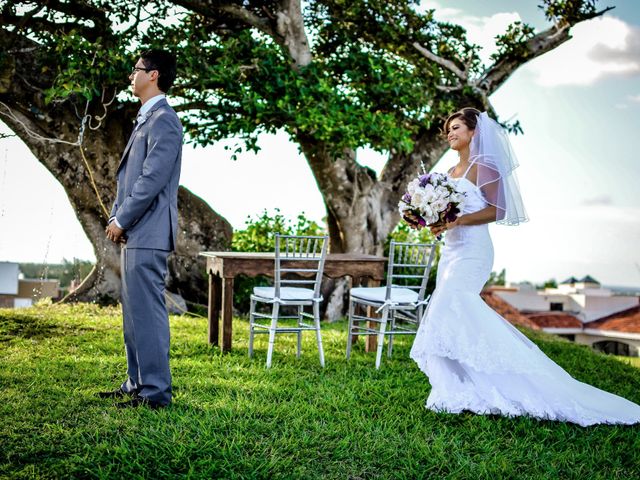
left=208, top=274, right=221, bottom=346
left=365, top=277, right=381, bottom=353
left=221, top=277, right=234, bottom=353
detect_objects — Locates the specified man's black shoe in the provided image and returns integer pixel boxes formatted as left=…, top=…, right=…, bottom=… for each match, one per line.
left=115, top=395, right=166, bottom=410
left=97, top=388, right=130, bottom=399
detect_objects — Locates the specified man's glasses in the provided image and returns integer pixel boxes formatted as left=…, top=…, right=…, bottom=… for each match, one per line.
left=130, top=66, right=156, bottom=74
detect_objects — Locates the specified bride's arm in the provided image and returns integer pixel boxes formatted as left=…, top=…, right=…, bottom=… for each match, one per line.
left=459, top=177, right=506, bottom=226
left=456, top=206, right=498, bottom=226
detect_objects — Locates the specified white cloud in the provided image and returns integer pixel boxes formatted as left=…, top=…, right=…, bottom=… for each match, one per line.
left=526, top=16, right=640, bottom=87
left=629, top=94, right=640, bottom=103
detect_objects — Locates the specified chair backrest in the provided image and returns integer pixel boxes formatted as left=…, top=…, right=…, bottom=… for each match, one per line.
left=274, top=234, right=329, bottom=298
left=385, top=241, right=437, bottom=301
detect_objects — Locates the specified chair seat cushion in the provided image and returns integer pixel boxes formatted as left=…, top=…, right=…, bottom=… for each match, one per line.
left=350, top=286, right=419, bottom=304
left=253, top=286, right=318, bottom=301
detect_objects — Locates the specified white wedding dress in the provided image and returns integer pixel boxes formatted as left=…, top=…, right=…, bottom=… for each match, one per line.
left=410, top=175, right=640, bottom=426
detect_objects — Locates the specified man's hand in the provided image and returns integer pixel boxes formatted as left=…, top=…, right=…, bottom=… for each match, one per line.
left=105, top=221, right=126, bottom=244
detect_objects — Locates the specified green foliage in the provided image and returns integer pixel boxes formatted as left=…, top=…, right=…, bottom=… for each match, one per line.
left=540, top=0, right=599, bottom=23
left=1, top=0, right=488, bottom=156
left=491, top=22, right=536, bottom=63
left=1, top=303, right=639, bottom=478
left=231, top=210, right=327, bottom=313
left=231, top=209, right=326, bottom=253
left=541, top=278, right=559, bottom=289
left=19, top=259, right=94, bottom=289
left=486, top=268, right=507, bottom=287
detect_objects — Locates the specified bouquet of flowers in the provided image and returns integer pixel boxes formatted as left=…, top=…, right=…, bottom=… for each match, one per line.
left=398, top=172, right=466, bottom=229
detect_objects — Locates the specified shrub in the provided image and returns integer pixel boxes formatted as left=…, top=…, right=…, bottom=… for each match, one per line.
left=231, top=210, right=327, bottom=313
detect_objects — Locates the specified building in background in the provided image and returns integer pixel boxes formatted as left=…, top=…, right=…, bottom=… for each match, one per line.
left=0, top=261, right=60, bottom=308
left=487, top=276, right=640, bottom=357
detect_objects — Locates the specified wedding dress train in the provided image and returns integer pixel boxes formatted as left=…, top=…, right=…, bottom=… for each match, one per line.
left=410, top=176, right=640, bottom=426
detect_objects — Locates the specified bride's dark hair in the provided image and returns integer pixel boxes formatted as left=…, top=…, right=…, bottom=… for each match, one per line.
left=443, top=107, right=481, bottom=135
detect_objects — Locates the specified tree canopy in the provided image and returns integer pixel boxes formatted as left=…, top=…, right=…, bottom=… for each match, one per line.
left=2, top=0, right=609, bottom=155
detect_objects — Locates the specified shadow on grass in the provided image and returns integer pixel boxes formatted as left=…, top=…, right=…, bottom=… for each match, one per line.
left=0, top=310, right=95, bottom=342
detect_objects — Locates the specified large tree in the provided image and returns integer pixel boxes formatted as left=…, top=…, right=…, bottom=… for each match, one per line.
left=166, top=0, right=610, bottom=253
left=0, top=0, right=611, bottom=311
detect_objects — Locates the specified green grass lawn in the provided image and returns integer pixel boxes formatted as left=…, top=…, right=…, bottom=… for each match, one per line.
left=614, top=355, right=640, bottom=369
left=1, top=304, right=639, bottom=479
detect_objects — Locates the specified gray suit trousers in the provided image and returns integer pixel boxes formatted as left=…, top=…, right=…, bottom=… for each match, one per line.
left=120, top=247, right=172, bottom=405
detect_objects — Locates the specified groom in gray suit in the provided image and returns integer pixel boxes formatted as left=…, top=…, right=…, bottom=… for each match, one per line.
left=101, top=49, right=182, bottom=409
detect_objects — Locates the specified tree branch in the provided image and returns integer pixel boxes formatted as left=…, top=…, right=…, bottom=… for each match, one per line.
left=32, top=0, right=109, bottom=30
left=478, top=6, right=614, bottom=93
left=274, top=0, right=312, bottom=68
left=174, top=0, right=311, bottom=69
left=412, top=41, right=467, bottom=81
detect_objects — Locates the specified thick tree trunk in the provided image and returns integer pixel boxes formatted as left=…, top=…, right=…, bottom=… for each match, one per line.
left=298, top=129, right=449, bottom=256
left=297, top=128, right=449, bottom=319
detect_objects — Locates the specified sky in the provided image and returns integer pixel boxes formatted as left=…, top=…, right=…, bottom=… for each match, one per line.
left=0, top=0, right=639, bottom=287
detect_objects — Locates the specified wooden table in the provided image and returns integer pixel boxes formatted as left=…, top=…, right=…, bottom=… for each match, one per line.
left=200, top=252, right=387, bottom=352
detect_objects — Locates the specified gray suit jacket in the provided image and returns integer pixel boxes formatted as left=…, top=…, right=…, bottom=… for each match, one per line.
left=111, top=98, right=182, bottom=251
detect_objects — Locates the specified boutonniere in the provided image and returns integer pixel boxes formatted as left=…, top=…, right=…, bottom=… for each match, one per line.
left=136, top=112, right=152, bottom=129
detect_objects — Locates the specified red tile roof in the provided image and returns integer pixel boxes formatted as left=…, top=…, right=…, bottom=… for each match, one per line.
left=523, top=312, right=583, bottom=329
left=585, top=305, right=640, bottom=333
left=480, top=291, right=541, bottom=330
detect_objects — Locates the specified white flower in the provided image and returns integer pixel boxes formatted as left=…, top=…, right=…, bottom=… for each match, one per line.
left=435, top=185, right=449, bottom=199
left=412, top=188, right=426, bottom=208
left=407, top=179, right=420, bottom=195
left=432, top=199, right=448, bottom=213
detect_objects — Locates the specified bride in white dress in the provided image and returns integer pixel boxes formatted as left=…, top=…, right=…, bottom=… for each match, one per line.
left=409, top=107, right=640, bottom=426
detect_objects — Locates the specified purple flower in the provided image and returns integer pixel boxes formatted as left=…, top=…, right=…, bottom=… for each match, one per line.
left=403, top=210, right=427, bottom=228
left=418, top=174, right=431, bottom=188
left=443, top=204, right=460, bottom=223
left=402, top=193, right=412, bottom=203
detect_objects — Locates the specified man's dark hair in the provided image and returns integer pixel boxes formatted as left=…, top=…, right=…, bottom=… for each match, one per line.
left=139, top=49, right=177, bottom=93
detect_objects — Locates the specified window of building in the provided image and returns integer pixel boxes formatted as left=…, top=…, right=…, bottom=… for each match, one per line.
left=550, top=302, right=564, bottom=311
left=593, top=340, right=630, bottom=357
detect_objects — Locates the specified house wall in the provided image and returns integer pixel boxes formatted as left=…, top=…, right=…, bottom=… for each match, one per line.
left=495, top=291, right=576, bottom=313
left=0, top=262, right=19, bottom=295
left=14, top=298, right=33, bottom=308
left=0, top=295, right=14, bottom=308
left=17, top=279, right=60, bottom=301
left=579, top=296, right=639, bottom=322
left=496, top=290, right=639, bottom=322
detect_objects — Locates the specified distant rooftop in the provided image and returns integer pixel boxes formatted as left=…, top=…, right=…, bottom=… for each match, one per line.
left=579, top=275, right=600, bottom=284
left=523, top=312, right=583, bottom=329
left=560, top=275, right=600, bottom=285
left=585, top=305, right=640, bottom=334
